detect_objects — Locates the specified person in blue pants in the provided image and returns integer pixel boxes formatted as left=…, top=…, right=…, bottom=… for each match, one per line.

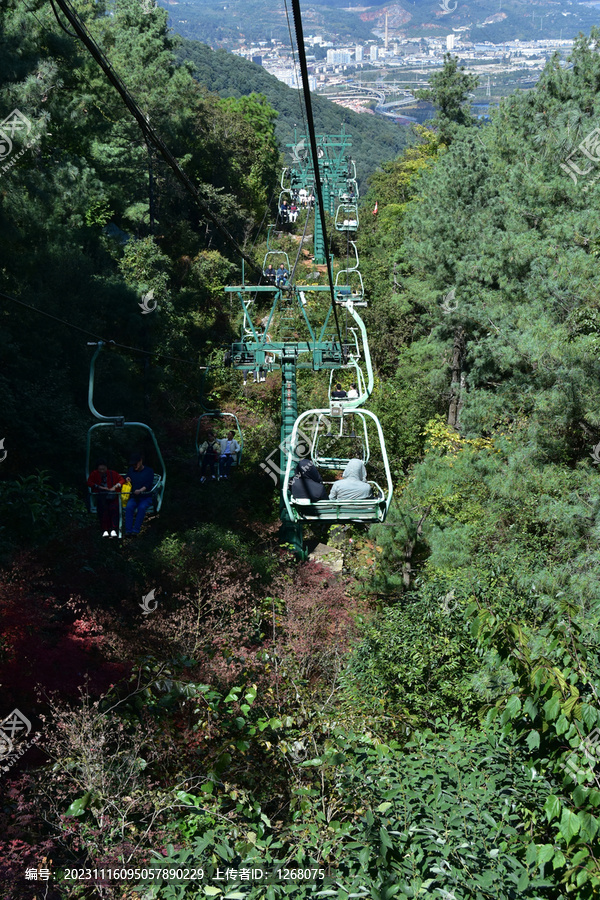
left=218, top=431, right=240, bottom=480
left=125, top=453, right=155, bottom=535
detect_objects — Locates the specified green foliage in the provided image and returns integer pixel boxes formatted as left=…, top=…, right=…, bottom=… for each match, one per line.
left=217, top=94, right=280, bottom=218
left=416, top=53, right=480, bottom=140
left=350, top=593, right=481, bottom=725
left=131, top=717, right=560, bottom=900
left=0, top=471, right=84, bottom=552
left=176, top=40, right=411, bottom=191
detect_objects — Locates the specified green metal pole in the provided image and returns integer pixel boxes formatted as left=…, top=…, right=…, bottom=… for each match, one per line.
left=279, top=346, right=304, bottom=555
left=313, top=202, right=326, bottom=265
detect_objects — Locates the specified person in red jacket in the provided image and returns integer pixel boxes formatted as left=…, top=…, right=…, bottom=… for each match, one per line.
left=87, top=459, right=124, bottom=537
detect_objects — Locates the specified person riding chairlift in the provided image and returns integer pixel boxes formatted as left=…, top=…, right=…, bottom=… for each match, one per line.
left=329, top=458, right=372, bottom=501
left=87, top=458, right=124, bottom=537
left=290, top=458, right=327, bottom=502
left=124, top=452, right=155, bottom=536
left=331, top=383, right=347, bottom=399
left=219, top=430, right=240, bottom=480
left=199, top=430, right=220, bottom=482
left=276, top=263, right=289, bottom=287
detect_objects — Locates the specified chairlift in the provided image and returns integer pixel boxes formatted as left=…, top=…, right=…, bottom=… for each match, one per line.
left=195, top=367, right=244, bottom=468
left=335, top=241, right=365, bottom=304
left=327, top=359, right=367, bottom=409
left=335, top=202, right=359, bottom=232
left=282, top=407, right=392, bottom=523
left=85, top=343, right=166, bottom=537
left=262, top=224, right=291, bottom=285
left=196, top=412, right=243, bottom=469
left=307, top=409, right=370, bottom=468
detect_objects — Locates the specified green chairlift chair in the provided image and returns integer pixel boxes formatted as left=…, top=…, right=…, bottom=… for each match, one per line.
left=85, top=343, right=166, bottom=537
left=282, top=407, right=393, bottom=524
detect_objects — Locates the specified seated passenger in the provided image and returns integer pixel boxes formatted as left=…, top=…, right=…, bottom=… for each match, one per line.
left=329, top=458, right=372, bottom=501
left=264, top=264, right=276, bottom=285
left=87, top=459, right=124, bottom=537
left=276, top=263, right=289, bottom=287
left=291, top=459, right=327, bottom=502
left=219, top=430, right=240, bottom=480
left=347, top=384, right=359, bottom=400
left=331, top=383, right=347, bottom=399
left=125, top=453, right=155, bottom=536
left=199, top=430, right=220, bottom=482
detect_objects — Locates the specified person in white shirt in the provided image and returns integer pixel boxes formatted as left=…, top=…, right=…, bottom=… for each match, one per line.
left=219, top=430, right=241, bottom=480
left=347, top=384, right=359, bottom=400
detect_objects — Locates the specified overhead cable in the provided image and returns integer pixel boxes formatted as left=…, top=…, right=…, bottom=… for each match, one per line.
left=290, top=0, right=345, bottom=355
left=0, top=289, right=203, bottom=365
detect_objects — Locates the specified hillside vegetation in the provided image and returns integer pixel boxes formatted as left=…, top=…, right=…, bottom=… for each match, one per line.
left=176, top=39, right=411, bottom=189
left=2, top=0, right=600, bottom=897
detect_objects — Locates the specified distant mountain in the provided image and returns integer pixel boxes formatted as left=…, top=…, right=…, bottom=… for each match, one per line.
left=165, top=0, right=599, bottom=46
left=176, top=39, right=411, bottom=188
left=367, top=0, right=600, bottom=43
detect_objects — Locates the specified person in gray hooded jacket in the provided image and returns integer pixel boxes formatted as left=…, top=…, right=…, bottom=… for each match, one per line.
left=329, top=458, right=372, bottom=501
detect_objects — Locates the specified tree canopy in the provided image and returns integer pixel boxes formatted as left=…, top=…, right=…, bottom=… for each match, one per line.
left=3, top=7, right=600, bottom=898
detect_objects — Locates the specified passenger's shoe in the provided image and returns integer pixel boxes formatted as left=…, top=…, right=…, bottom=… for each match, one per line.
left=200, top=476, right=206, bottom=483
left=102, top=531, right=110, bottom=538
left=110, top=530, right=117, bottom=538
left=211, top=475, right=217, bottom=481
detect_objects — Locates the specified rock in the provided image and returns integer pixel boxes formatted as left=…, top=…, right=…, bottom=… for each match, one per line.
left=309, top=542, right=343, bottom=574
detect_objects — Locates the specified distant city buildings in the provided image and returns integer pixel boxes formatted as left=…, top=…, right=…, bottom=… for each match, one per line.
left=232, top=26, right=575, bottom=106
left=327, top=49, right=352, bottom=66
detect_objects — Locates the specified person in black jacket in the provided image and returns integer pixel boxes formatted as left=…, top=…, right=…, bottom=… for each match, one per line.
left=291, top=459, right=327, bottom=501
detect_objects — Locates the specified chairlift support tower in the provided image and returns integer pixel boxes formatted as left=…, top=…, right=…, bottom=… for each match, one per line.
left=225, top=274, right=375, bottom=554
left=286, top=127, right=357, bottom=264
left=225, top=129, right=388, bottom=556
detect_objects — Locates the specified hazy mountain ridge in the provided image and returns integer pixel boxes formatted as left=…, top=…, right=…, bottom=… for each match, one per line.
left=166, top=0, right=599, bottom=46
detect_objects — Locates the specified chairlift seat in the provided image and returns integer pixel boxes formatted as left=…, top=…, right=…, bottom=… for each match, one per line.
left=289, top=483, right=386, bottom=522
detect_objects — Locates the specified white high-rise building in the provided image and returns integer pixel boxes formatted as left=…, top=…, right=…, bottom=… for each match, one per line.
left=370, top=44, right=378, bottom=61
left=446, top=34, right=455, bottom=51
left=355, top=45, right=363, bottom=62
left=327, top=49, right=352, bottom=66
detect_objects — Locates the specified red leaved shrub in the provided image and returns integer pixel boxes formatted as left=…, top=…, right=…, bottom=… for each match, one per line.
left=271, top=561, right=359, bottom=684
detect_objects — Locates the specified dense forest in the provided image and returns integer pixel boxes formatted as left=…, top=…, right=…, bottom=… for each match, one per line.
left=175, top=40, right=410, bottom=190
left=3, top=0, right=600, bottom=897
